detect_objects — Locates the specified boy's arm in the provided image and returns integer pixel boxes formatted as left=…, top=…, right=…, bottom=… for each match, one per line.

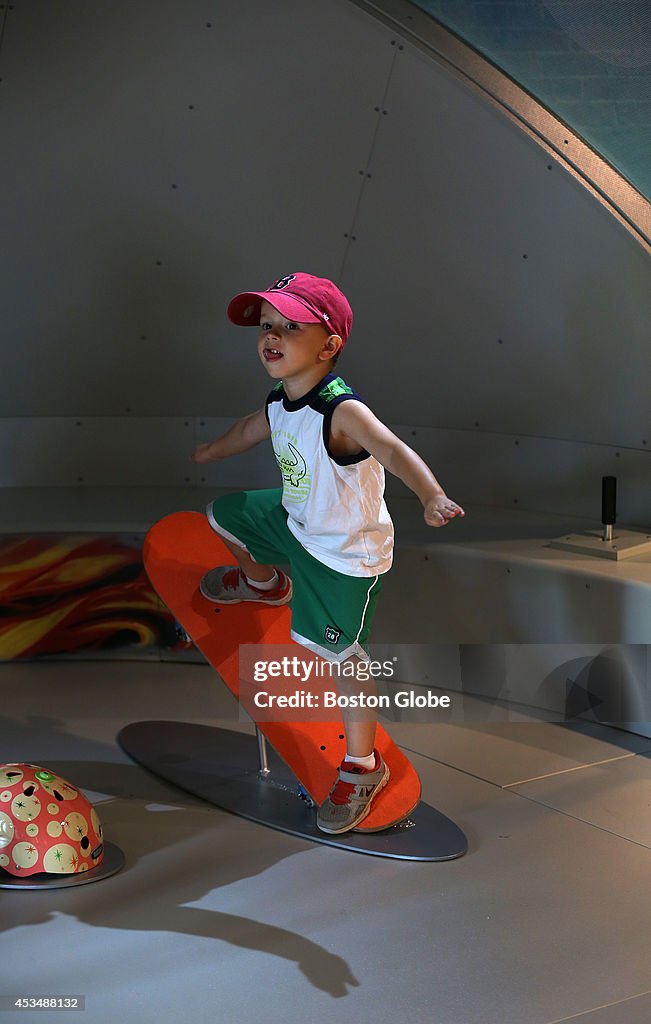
left=332, top=401, right=465, bottom=527
left=191, top=407, right=271, bottom=463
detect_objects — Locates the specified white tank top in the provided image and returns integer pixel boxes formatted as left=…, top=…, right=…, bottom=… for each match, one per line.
left=265, top=374, right=394, bottom=576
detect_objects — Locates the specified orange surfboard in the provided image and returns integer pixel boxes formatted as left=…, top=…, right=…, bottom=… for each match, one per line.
left=143, top=511, right=421, bottom=831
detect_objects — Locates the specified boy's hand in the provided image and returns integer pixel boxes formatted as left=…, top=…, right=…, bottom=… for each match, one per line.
left=191, top=443, right=218, bottom=464
left=423, top=495, right=465, bottom=527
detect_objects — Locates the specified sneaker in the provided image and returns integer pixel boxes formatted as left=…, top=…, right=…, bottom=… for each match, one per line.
left=316, top=751, right=390, bottom=834
left=199, top=566, right=292, bottom=605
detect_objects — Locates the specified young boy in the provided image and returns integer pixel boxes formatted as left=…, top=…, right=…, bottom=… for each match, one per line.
left=192, top=273, right=464, bottom=833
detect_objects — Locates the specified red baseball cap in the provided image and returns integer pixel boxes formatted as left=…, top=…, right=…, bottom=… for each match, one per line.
left=228, top=273, right=353, bottom=345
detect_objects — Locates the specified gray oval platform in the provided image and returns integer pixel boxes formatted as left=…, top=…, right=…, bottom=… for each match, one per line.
left=118, top=721, right=467, bottom=862
left=0, top=841, right=125, bottom=890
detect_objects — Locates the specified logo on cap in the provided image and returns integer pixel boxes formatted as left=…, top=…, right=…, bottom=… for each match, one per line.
left=270, top=275, right=297, bottom=291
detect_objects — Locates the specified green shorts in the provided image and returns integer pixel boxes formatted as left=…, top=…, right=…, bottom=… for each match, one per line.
left=206, top=489, right=384, bottom=662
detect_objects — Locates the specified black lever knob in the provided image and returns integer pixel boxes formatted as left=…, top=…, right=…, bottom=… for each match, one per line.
left=601, top=476, right=616, bottom=525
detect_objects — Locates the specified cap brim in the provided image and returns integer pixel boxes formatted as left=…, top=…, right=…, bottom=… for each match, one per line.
left=228, top=290, right=322, bottom=328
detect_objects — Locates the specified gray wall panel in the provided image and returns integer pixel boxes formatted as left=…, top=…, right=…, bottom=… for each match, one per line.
left=386, top=426, right=650, bottom=526
left=0, top=0, right=396, bottom=416
left=0, top=418, right=195, bottom=487
left=339, top=40, right=651, bottom=451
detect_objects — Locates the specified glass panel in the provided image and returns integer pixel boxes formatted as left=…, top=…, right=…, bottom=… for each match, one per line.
left=413, top=0, right=651, bottom=200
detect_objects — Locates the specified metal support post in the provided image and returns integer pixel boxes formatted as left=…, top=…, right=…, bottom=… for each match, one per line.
left=256, top=727, right=270, bottom=776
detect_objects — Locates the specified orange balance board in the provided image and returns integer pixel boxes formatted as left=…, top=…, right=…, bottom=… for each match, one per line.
left=143, top=511, right=421, bottom=831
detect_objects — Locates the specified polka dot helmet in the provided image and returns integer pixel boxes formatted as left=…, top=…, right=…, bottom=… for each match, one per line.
left=0, top=764, right=104, bottom=877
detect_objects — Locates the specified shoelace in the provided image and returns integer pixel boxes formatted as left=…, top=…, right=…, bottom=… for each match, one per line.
left=329, top=765, right=369, bottom=806
left=222, top=567, right=242, bottom=590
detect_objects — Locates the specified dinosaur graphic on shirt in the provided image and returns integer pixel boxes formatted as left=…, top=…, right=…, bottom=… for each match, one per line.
left=272, top=434, right=311, bottom=502
left=278, top=442, right=307, bottom=488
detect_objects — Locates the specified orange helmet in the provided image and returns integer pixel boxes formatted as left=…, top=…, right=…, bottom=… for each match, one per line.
left=0, top=764, right=104, bottom=877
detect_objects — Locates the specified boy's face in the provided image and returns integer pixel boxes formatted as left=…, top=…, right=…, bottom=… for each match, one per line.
left=257, top=300, right=341, bottom=380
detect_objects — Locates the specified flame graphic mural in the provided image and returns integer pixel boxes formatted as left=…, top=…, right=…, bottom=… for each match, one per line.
left=0, top=534, right=187, bottom=660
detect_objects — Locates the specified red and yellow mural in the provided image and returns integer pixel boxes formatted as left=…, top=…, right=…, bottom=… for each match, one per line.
left=0, top=534, right=187, bottom=660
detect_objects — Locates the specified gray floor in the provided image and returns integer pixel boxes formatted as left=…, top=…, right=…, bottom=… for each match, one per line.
left=3, top=659, right=651, bottom=1024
